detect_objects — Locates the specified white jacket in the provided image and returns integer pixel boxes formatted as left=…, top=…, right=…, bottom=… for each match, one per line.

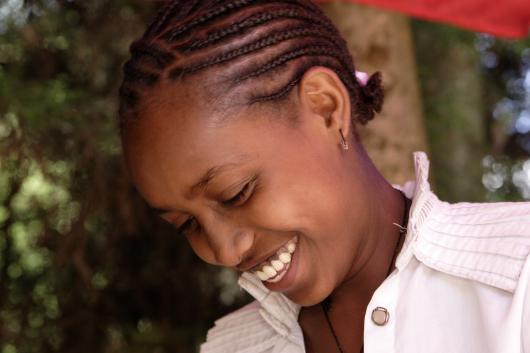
left=199, top=151, right=530, bottom=353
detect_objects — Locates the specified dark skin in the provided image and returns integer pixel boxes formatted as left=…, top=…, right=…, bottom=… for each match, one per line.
left=123, top=67, right=406, bottom=353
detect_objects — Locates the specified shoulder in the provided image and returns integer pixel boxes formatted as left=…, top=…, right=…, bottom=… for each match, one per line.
left=199, top=300, right=279, bottom=353
left=413, top=192, right=530, bottom=293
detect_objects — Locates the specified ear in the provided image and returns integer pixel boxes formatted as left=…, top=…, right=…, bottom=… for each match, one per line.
left=298, top=66, right=353, bottom=146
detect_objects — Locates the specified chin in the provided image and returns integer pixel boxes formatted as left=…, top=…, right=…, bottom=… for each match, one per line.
left=284, top=282, right=333, bottom=307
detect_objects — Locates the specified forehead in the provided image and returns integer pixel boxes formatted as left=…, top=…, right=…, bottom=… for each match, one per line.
left=122, top=84, right=297, bottom=207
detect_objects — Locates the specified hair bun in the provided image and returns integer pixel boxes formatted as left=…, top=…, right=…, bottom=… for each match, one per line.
left=357, top=71, right=384, bottom=124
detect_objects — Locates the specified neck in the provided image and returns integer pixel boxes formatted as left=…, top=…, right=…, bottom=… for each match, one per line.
left=297, top=144, right=411, bottom=353
left=330, top=144, right=408, bottom=307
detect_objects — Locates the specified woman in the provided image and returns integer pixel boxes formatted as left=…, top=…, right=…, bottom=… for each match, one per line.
left=117, top=1, right=530, bottom=352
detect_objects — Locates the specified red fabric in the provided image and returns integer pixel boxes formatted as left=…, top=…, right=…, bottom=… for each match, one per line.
left=316, top=0, right=530, bottom=39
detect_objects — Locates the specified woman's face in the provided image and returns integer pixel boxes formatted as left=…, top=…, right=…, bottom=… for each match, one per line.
left=123, top=71, right=373, bottom=306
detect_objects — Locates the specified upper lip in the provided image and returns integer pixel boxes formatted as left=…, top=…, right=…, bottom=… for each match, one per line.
left=237, top=243, right=287, bottom=273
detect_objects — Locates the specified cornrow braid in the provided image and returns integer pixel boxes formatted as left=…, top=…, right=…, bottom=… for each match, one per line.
left=169, top=26, right=340, bottom=77
left=118, top=0, right=384, bottom=132
left=123, top=61, right=160, bottom=86
left=160, top=0, right=265, bottom=42
left=247, top=59, right=349, bottom=106
left=129, top=41, right=175, bottom=69
left=177, top=8, right=336, bottom=53
left=235, top=43, right=349, bottom=84
left=144, top=0, right=201, bottom=38
left=159, top=0, right=321, bottom=43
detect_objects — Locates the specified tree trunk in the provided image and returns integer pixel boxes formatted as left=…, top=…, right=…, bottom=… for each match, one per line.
left=412, top=22, right=487, bottom=202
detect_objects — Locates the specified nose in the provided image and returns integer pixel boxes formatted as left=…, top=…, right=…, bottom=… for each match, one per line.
left=201, top=212, right=254, bottom=267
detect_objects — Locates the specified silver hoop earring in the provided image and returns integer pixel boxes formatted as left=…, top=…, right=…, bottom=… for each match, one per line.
left=339, top=129, right=349, bottom=150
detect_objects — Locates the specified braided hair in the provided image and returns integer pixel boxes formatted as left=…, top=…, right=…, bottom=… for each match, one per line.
left=118, top=0, right=384, bottom=133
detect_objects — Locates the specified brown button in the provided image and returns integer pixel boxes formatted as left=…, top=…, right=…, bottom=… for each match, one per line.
left=371, top=307, right=390, bottom=326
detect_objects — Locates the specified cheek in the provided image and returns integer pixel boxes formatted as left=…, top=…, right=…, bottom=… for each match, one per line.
left=249, top=169, right=346, bottom=240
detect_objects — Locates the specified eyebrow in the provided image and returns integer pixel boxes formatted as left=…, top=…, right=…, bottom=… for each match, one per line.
left=151, top=154, right=251, bottom=215
left=188, top=163, right=236, bottom=196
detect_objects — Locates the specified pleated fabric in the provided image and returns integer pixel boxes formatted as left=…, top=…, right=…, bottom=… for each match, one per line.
left=395, top=152, right=530, bottom=293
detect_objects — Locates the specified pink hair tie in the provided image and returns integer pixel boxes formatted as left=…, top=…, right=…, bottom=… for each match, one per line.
left=355, top=70, right=369, bottom=87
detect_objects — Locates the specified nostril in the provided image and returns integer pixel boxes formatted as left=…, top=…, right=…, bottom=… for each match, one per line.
left=203, top=215, right=254, bottom=267
left=212, top=239, right=251, bottom=267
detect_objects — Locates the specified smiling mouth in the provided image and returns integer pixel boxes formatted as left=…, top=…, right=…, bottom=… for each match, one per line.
left=251, top=235, right=298, bottom=283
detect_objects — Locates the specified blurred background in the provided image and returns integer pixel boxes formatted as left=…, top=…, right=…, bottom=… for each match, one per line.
left=0, top=0, right=529, bottom=352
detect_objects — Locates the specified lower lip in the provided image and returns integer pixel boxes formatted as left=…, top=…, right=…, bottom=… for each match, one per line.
left=262, top=239, right=300, bottom=292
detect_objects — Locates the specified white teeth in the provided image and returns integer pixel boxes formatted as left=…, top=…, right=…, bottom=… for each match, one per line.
left=271, top=260, right=284, bottom=271
left=265, top=260, right=291, bottom=283
left=256, top=270, right=268, bottom=281
left=263, top=265, right=277, bottom=277
left=251, top=235, right=298, bottom=282
left=279, top=252, right=291, bottom=263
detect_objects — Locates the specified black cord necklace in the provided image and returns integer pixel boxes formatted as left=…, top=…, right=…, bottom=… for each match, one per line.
left=320, top=190, right=411, bottom=353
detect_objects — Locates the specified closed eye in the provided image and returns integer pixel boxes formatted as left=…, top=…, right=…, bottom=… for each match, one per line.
left=175, top=217, right=196, bottom=235
left=169, top=175, right=257, bottom=234
left=222, top=176, right=256, bottom=207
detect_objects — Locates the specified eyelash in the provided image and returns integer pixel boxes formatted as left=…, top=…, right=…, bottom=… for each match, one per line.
left=222, top=179, right=253, bottom=206
left=176, top=178, right=255, bottom=234
left=176, top=217, right=196, bottom=235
